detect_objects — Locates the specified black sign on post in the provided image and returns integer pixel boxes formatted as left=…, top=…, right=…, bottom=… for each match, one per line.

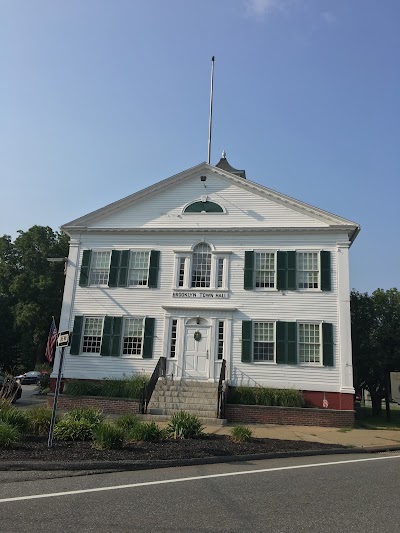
left=57, top=331, right=70, bottom=347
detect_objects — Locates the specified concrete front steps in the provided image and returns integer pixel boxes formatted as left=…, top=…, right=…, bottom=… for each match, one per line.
left=147, top=379, right=226, bottom=424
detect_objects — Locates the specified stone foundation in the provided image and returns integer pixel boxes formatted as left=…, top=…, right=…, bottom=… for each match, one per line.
left=46, top=394, right=141, bottom=415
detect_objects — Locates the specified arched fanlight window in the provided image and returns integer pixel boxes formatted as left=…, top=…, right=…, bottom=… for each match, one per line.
left=184, top=201, right=223, bottom=213
left=191, top=243, right=212, bottom=288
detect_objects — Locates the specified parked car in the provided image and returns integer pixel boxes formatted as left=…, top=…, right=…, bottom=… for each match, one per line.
left=15, top=371, right=42, bottom=385
left=0, top=373, right=22, bottom=402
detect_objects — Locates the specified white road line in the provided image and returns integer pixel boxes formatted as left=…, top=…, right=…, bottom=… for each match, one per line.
left=1, top=454, right=400, bottom=504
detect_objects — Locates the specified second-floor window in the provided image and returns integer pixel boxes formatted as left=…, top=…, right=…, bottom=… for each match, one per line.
left=128, top=251, right=150, bottom=287
left=192, top=243, right=212, bottom=288
left=89, top=251, right=111, bottom=286
left=255, top=252, right=275, bottom=289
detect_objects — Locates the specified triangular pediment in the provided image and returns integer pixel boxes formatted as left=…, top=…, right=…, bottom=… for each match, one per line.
left=62, top=162, right=359, bottom=241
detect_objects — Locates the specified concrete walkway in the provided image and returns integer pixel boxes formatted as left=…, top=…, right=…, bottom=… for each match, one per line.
left=203, top=423, right=400, bottom=450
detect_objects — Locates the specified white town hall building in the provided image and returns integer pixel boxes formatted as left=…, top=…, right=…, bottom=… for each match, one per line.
left=52, top=153, right=360, bottom=416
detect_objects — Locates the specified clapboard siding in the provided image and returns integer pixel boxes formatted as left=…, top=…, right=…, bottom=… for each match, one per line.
left=88, top=174, right=330, bottom=229
left=59, top=230, right=347, bottom=389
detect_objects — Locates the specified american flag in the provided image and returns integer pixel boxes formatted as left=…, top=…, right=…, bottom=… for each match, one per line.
left=45, top=317, right=58, bottom=363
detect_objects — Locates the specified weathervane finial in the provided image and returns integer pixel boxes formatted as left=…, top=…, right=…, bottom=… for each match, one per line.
left=222, top=149, right=226, bottom=159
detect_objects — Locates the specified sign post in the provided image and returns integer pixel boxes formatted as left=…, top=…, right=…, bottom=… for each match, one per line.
left=47, top=330, right=70, bottom=448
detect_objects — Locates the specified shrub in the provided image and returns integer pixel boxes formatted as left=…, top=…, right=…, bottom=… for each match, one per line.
left=64, top=381, right=102, bottom=397
left=38, top=373, right=50, bottom=393
left=166, top=411, right=204, bottom=439
left=0, top=421, right=20, bottom=448
left=0, top=407, right=30, bottom=432
left=65, top=407, right=104, bottom=425
left=230, top=425, right=253, bottom=442
left=64, top=375, right=149, bottom=399
left=127, top=421, right=163, bottom=442
left=54, top=419, right=95, bottom=441
left=92, top=422, right=125, bottom=450
left=114, top=413, right=140, bottom=431
left=27, top=407, right=54, bottom=435
left=0, top=399, right=12, bottom=413
left=228, top=386, right=304, bottom=408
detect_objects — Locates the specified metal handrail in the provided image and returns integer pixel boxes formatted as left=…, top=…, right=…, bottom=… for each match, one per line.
left=141, top=357, right=166, bottom=414
left=217, top=359, right=226, bottom=419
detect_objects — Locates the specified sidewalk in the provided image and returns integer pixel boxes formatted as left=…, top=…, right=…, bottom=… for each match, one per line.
left=203, top=423, right=400, bottom=450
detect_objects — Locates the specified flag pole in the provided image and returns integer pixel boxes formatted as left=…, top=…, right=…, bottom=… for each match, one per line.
left=207, top=56, right=215, bottom=164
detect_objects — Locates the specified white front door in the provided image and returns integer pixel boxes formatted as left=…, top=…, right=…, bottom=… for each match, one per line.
left=184, top=326, right=210, bottom=379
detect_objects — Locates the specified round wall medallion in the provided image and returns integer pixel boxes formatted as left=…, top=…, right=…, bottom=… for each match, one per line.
left=194, top=330, right=202, bottom=341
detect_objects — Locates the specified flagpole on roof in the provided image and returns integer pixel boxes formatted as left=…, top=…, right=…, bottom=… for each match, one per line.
left=207, top=56, right=215, bottom=165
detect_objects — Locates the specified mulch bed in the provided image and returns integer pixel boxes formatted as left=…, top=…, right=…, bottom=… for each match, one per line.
left=0, top=434, right=345, bottom=463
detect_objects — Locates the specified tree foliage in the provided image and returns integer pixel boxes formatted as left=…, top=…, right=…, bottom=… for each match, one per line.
left=351, top=288, right=400, bottom=415
left=0, top=226, right=69, bottom=371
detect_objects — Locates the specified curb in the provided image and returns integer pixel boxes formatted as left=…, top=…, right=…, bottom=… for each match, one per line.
left=0, top=446, right=384, bottom=472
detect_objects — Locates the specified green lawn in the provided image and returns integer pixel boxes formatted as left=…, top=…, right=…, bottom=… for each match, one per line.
left=356, top=403, right=400, bottom=430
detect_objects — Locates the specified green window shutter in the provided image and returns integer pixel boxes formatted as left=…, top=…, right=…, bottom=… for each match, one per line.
left=143, top=317, right=155, bottom=358
left=287, top=251, right=297, bottom=291
left=241, top=321, right=252, bottom=362
left=70, top=316, right=83, bottom=355
left=111, top=317, right=123, bottom=356
left=108, top=251, right=120, bottom=288
left=244, top=251, right=254, bottom=290
left=148, top=250, right=160, bottom=288
left=276, top=321, right=286, bottom=364
left=100, top=317, right=113, bottom=356
left=79, top=250, right=91, bottom=287
left=322, top=322, right=334, bottom=366
left=118, top=250, right=130, bottom=287
left=287, top=322, right=297, bottom=364
left=277, top=252, right=287, bottom=290
left=320, top=251, right=331, bottom=291
left=276, top=322, right=297, bottom=364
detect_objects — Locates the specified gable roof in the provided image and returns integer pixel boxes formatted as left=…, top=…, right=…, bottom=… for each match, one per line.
left=62, top=161, right=360, bottom=243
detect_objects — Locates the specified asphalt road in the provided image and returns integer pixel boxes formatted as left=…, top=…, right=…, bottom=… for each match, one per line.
left=1, top=453, right=400, bottom=532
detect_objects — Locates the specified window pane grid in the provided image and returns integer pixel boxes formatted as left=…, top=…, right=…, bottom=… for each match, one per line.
left=253, top=322, right=274, bottom=361
left=255, top=252, right=275, bottom=288
left=217, top=258, right=224, bottom=288
left=128, top=251, right=150, bottom=287
left=299, top=323, right=320, bottom=363
left=178, top=258, right=185, bottom=287
left=298, top=252, right=319, bottom=289
left=123, top=318, right=143, bottom=355
left=191, top=243, right=212, bottom=288
left=170, top=319, right=178, bottom=358
left=89, top=252, right=111, bottom=285
left=218, top=321, right=224, bottom=360
left=82, top=317, right=103, bottom=353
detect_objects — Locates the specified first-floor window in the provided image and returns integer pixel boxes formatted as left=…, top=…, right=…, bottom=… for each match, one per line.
left=89, top=251, right=111, bottom=286
left=217, top=321, right=224, bottom=360
left=122, top=318, right=144, bottom=355
left=82, top=317, right=104, bottom=353
left=128, top=252, right=150, bottom=286
left=298, top=323, right=320, bottom=363
left=169, top=319, right=178, bottom=358
left=253, top=322, right=274, bottom=362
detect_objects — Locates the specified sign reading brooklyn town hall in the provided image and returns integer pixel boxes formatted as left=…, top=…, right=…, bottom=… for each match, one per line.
left=172, top=291, right=229, bottom=299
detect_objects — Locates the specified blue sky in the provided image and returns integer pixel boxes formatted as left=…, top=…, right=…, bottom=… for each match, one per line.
left=1, top=0, right=399, bottom=293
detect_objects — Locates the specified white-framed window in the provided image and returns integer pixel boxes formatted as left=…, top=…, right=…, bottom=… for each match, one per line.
left=298, top=323, right=321, bottom=363
left=174, top=245, right=229, bottom=290
left=122, top=317, right=144, bottom=356
left=169, top=319, right=178, bottom=358
left=255, top=252, right=275, bottom=289
left=253, top=322, right=275, bottom=362
left=297, top=252, right=319, bottom=289
left=191, top=243, right=212, bottom=288
left=82, top=317, right=104, bottom=353
left=217, top=321, right=224, bottom=360
left=128, top=251, right=150, bottom=287
left=89, top=251, right=111, bottom=286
